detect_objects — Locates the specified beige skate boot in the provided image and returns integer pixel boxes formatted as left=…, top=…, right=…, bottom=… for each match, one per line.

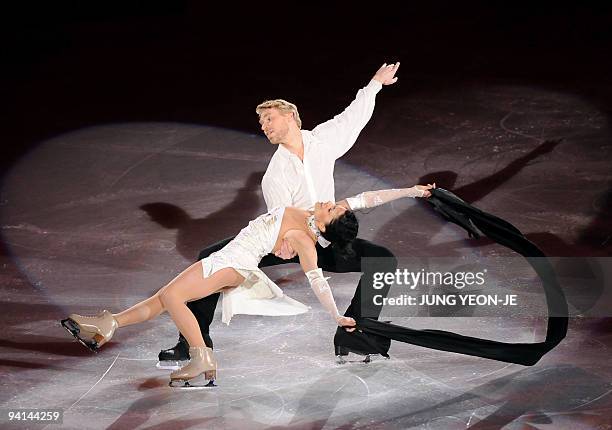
left=61, top=310, right=118, bottom=352
left=169, top=346, right=217, bottom=387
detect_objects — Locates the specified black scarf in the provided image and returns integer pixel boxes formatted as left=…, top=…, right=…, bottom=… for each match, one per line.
left=355, top=188, right=568, bottom=366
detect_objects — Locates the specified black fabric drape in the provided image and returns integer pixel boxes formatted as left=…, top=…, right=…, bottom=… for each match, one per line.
left=354, top=188, right=568, bottom=366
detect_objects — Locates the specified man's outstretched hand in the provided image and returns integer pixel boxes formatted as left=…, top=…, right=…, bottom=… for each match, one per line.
left=373, top=62, right=400, bottom=85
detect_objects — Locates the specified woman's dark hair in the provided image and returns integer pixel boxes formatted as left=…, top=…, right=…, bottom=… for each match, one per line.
left=320, top=210, right=359, bottom=258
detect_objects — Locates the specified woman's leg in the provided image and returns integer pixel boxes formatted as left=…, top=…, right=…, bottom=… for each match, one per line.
left=158, top=262, right=244, bottom=348
left=113, top=294, right=165, bottom=328
left=114, top=262, right=244, bottom=340
left=113, top=269, right=191, bottom=328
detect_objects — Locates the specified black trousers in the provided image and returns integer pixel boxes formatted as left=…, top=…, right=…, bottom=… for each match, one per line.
left=182, top=236, right=397, bottom=348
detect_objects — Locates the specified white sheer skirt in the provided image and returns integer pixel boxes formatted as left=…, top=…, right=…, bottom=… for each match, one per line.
left=200, top=214, right=309, bottom=325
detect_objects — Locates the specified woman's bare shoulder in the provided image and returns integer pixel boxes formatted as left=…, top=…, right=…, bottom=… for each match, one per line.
left=283, top=228, right=311, bottom=242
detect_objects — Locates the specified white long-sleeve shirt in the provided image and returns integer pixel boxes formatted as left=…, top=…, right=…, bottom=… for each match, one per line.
left=261, top=79, right=383, bottom=211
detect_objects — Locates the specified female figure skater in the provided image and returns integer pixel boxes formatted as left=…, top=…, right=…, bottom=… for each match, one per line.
left=61, top=185, right=433, bottom=386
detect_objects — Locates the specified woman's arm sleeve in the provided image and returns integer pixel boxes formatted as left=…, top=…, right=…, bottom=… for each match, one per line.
left=345, top=187, right=425, bottom=211
left=305, top=268, right=342, bottom=324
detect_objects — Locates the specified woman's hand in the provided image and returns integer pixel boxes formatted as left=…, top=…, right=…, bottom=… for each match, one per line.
left=415, top=182, right=436, bottom=198
left=336, top=315, right=356, bottom=332
left=274, top=239, right=297, bottom=259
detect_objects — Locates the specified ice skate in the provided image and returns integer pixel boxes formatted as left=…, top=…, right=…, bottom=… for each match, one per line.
left=61, top=310, right=118, bottom=353
left=169, top=346, right=217, bottom=388
left=157, top=336, right=189, bottom=370
left=335, top=345, right=390, bottom=364
left=334, top=326, right=391, bottom=364
left=156, top=333, right=213, bottom=370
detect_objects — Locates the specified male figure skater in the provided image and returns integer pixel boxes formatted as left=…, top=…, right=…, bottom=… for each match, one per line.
left=158, top=62, right=403, bottom=367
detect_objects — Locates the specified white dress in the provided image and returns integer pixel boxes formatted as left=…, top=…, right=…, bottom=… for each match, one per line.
left=200, top=206, right=310, bottom=324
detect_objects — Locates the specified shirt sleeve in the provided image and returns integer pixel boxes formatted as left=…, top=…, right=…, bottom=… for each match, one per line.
left=262, top=170, right=294, bottom=211
left=311, top=79, right=383, bottom=160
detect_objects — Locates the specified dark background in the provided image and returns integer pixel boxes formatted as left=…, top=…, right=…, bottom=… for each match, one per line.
left=2, top=1, right=612, bottom=174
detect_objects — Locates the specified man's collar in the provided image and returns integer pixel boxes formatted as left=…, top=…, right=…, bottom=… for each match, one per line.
left=276, top=130, right=310, bottom=158
left=276, top=143, right=292, bottom=158
left=301, top=129, right=312, bottom=152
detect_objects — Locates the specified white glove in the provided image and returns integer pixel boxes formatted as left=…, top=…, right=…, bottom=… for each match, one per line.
left=305, top=268, right=355, bottom=328
left=346, top=186, right=426, bottom=210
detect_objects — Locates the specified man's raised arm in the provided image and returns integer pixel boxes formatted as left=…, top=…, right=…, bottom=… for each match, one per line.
left=311, top=63, right=400, bottom=160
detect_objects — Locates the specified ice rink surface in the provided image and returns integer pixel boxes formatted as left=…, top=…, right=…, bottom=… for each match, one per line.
left=2, top=79, right=612, bottom=428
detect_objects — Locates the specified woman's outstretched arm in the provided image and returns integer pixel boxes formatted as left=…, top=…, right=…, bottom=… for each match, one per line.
left=285, top=230, right=355, bottom=328
left=336, top=183, right=435, bottom=210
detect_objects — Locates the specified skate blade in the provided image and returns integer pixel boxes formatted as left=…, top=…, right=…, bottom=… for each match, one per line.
left=156, top=360, right=187, bottom=371
left=60, top=318, right=100, bottom=353
left=169, top=375, right=217, bottom=389
left=335, top=352, right=390, bottom=365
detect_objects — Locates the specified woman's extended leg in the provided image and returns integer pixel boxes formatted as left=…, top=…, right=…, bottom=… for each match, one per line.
left=62, top=262, right=243, bottom=355
left=113, top=294, right=165, bottom=328
left=114, top=262, right=244, bottom=347
left=112, top=269, right=191, bottom=328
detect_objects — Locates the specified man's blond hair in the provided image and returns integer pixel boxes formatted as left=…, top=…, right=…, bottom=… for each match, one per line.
left=256, top=99, right=302, bottom=129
